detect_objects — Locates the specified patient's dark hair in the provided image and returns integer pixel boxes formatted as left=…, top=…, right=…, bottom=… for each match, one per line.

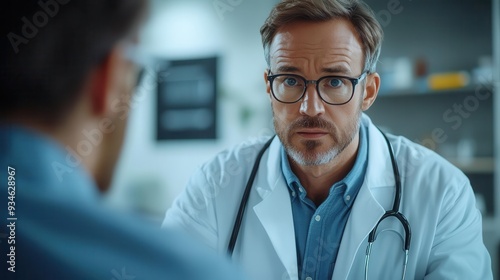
left=0, top=0, right=147, bottom=124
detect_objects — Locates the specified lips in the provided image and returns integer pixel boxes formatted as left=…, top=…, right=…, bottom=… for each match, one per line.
left=296, top=129, right=328, bottom=139
left=289, top=116, right=333, bottom=139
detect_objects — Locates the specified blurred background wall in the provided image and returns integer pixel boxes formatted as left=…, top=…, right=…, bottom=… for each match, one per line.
left=105, top=0, right=499, bottom=277
left=106, top=0, right=276, bottom=215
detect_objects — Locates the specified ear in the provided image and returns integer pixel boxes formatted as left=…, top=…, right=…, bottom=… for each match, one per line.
left=361, top=72, right=380, bottom=111
left=264, top=69, right=272, bottom=98
left=89, top=46, right=126, bottom=117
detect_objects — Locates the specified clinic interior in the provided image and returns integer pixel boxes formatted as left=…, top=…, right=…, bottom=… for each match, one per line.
left=103, top=0, right=500, bottom=277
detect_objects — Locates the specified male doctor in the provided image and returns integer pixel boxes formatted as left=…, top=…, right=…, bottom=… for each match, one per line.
left=163, top=0, right=493, bottom=279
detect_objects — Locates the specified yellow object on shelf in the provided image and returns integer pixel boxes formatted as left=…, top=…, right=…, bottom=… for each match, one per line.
left=427, top=71, right=470, bottom=91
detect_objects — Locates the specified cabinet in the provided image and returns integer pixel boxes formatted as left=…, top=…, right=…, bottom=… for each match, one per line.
left=364, top=0, right=499, bottom=277
left=368, top=88, right=495, bottom=215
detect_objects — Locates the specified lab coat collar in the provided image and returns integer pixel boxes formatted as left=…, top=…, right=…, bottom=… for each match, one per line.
left=252, top=114, right=396, bottom=280
left=332, top=114, right=396, bottom=279
left=361, top=114, right=396, bottom=188
left=253, top=136, right=299, bottom=279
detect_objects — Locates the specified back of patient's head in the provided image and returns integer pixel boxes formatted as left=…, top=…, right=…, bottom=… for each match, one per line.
left=0, top=0, right=146, bottom=125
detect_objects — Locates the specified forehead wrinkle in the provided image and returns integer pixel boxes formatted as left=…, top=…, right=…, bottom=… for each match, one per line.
left=272, top=53, right=311, bottom=73
left=270, top=46, right=324, bottom=61
left=273, top=52, right=356, bottom=76
left=277, top=32, right=362, bottom=54
left=321, top=53, right=355, bottom=75
left=272, top=41, right=360, bottom=60
left=269, top=22, right=364, bottom=75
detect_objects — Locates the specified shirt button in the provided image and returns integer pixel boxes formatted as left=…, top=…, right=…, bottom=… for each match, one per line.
left=299, top=187, right=304, bottom=193
left=346, top=195, right=351, bottom=201
left=315, top=215, right=321, bottom=222
left=291, top=191, right=296, bottom=197
left=306, top=277, right=313, bottom=280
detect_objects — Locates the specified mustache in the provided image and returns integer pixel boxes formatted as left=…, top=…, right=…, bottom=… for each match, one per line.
left=289, top=116, right=334, bottom=131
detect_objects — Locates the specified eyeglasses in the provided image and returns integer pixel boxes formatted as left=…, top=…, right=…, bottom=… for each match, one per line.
left=267, top=70, right=367, bottom=105
left=124, top=44, right=155, bottom=87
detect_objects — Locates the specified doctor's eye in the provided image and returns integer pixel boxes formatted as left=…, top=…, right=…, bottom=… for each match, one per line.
left=282, top=76, right=302, bottom=87
left=325, top=77, right=344, bottom=88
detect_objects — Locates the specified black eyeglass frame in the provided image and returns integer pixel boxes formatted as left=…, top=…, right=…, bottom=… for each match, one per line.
left=267, top=70, right=368, bottom=105
left=124, top=44, right=154, bottom=87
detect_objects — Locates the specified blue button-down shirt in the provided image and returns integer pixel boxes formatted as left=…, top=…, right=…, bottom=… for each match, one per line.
left=281, top=123, right=368, bottom=280
left=0, top=125, right=244, bottom=280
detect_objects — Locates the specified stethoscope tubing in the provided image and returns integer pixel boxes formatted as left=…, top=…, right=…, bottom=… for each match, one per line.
left=364, top=129, right=411, bottom=280
left=227, top=130, right=412, bottom=279
left=227, top=136, right=275, bottom=256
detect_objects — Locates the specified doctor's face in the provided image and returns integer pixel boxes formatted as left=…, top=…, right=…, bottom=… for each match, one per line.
left=265, top=19, right=369, bottom=166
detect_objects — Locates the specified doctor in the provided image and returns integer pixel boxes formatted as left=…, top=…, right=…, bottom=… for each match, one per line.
left=163, top=0, right=493, bottom=279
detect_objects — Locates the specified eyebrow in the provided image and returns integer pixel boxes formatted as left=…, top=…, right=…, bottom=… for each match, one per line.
left=273, top=65, right=353, bottom=75
left=321, top=66, right=352, bottom=75
left=275, top=65, right=300, bottom=73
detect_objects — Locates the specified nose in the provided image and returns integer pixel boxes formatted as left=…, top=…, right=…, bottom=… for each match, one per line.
left=299, top=84, right=325, bottom=117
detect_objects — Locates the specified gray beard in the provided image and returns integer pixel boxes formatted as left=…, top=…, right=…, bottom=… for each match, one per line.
left=277, top=114, right=361, bottom=167
left=286, top=141, right=343, bottom=166
left=284, top=121, right=359, bottom=166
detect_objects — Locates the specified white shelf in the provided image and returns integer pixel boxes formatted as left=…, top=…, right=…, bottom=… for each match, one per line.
left=377, top=84, right=493, bottom=98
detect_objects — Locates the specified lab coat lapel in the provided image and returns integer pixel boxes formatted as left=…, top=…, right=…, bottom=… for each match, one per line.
left=253, top=138, right=298, bottom=279
left=332, top=115, right=395, bottom=279
left=331, top=183, right=385, bottom=279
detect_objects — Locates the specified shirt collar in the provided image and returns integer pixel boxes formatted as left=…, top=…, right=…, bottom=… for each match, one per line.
left=280, top=122, right=369, bottom=207
left=341, top=122, right=368, bottom=206
left=281, top=144, right=301, bottom=197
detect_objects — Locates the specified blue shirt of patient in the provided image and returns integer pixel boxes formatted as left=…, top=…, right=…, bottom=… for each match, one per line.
left=0, top=125, right=243, bottom=280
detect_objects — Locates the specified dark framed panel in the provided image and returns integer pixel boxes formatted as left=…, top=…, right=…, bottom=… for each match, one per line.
left=156, top=57, right=217, bottom=140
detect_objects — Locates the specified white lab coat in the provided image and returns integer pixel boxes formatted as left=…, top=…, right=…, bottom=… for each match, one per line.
left=163, top=114, right=492, bottom=280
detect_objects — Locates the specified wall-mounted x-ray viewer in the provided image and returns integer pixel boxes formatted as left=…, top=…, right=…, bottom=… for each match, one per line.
left=156, top=57, right=217, bottom=140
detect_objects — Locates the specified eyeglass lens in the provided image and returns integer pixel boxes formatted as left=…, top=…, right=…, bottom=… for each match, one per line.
left=271, top=75, right=354, bottom=104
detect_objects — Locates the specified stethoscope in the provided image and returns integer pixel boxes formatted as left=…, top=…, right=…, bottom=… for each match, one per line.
left=227, top=130, right=411, bottom=280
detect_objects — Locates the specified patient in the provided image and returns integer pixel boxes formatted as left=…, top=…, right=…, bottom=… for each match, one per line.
left=0, top=1, right=244, bottom=279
